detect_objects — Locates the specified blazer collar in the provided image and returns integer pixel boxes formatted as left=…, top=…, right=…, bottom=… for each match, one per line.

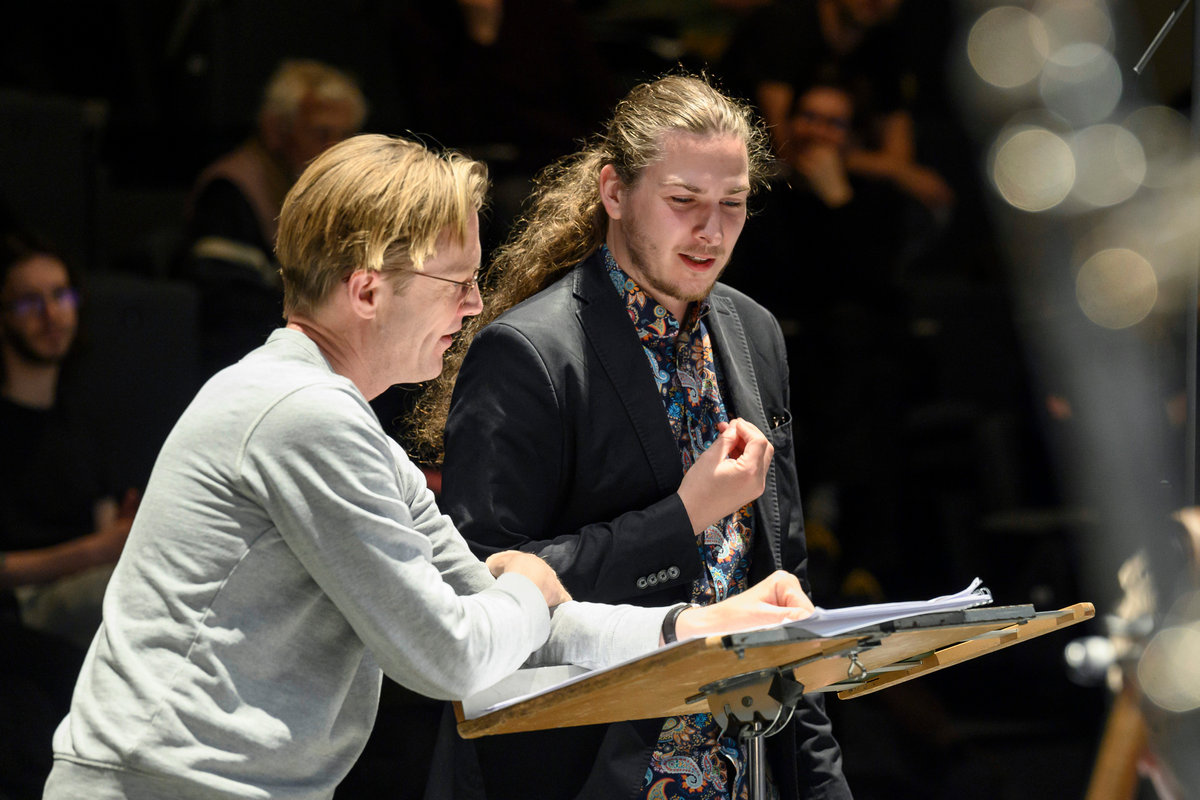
left=705, top=292, right=770, bottom=436
left=706, top=290, right=784, bottom=563
left=571, top=253, right=784, bottom=557
left=573, top=252, right=683, bottom=495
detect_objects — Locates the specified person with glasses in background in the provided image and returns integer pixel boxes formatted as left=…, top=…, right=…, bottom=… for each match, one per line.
left=183, top=59, right=369, bottom=376
left=0, top=227, right=138, bottom=800
left=0, top=229, right=138, bottom=643
left=725, top=78, right=914, bottom=619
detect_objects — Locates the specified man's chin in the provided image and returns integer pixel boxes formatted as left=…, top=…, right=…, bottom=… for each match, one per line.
left=647, top=270, right=724, bottom=306
left=676, top=273, right=723, bottom=304
left=5, top=342, right=71, bottom=367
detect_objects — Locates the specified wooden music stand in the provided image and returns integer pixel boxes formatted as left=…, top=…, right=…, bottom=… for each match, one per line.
left=455, top=602, right=1094, bottom=799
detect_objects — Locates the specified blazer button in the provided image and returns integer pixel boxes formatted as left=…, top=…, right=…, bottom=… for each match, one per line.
left=657, top=570, right=669, bottom=583
left=667, top=566, right=680, bottom=579
left=647, top=573, right=659, bottom=586
left=637, top=577, right=648, bottom=589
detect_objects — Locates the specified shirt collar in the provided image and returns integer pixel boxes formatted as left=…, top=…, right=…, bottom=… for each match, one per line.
left=601, top=245, right=710, bottom=341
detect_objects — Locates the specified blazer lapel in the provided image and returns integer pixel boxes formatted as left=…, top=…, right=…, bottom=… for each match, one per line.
left=707, top=292, right=784, bottom=567
left=574, top=254, right=684, bottom=495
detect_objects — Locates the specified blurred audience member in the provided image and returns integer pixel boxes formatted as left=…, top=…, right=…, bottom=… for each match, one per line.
left=730, top=80, right=905, bottom=326
left=0, top=229, right=135, bottom=799
left=721, top=0, right=953, bottom=214
left=182, top=59, right=367, bottom=374
left=0, top=229, right=137, bottom=646
left=726, top=80, right=912, bottom=596
left=788, top=80, right=860, bottom=209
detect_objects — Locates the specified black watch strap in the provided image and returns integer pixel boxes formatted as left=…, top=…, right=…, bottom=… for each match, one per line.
left=661, top=602, right=692, bottom=644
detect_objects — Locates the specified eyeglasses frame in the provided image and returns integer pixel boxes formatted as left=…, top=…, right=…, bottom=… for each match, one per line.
left=2, top=286, right=80, bottom=318
left=395, top=268, right=480, bottom=301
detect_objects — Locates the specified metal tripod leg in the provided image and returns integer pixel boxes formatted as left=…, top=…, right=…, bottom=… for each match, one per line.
left=741, top=719, right=768, bottom=800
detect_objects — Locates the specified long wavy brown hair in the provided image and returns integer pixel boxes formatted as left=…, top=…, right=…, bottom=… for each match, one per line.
left=409, top=73, right=773, bottom=463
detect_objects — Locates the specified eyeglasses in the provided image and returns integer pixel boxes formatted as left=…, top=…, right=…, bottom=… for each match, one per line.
left=794, top=110, right=852, bottom=131
left=398, top=268, right=480, bottom=302
left=2, top=286, right=80, bottom=317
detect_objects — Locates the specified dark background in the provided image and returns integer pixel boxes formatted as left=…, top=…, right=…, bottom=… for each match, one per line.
left=3, top=2, right=1195, bottom=798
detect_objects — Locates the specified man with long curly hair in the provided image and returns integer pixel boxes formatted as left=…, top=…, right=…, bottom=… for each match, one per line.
left=425, top=75, right=851, bottom=800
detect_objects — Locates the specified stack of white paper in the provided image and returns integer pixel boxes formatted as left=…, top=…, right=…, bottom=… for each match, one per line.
left=783, top=577, right=993, bottom=637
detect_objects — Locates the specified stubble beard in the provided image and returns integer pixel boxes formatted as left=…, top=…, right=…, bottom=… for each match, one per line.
left=622, top=218, right=724, bottom=310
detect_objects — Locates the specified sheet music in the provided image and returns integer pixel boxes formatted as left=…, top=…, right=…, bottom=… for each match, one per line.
left=460, top=664, right=590, bottom=719
left=784, top=577, right=993, bottom=637
left=459, top=579, right=993, bottom=720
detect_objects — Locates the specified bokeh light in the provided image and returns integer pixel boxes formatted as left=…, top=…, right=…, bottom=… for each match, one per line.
left=1071, top=185, right=1200, bottom=311
left=1075, top=248, right=1158, bottom=329
left=1040, top=43, right=1122, bottom=125
left=967, top=6, right=1049, bottom=89
left=1035, top=0, right=1114, bottom=51
left=991, top=126, right=1075, bottom=211
left=1069, top=124, right=1146, bottom=207
left=1123, top=105, right=1192, bottom=189
left=1138, top=622, right=1200, bottom=712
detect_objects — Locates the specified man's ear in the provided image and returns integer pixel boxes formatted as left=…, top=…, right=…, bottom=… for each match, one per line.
left=344, top=269, right=383, bottom=320
left=598, top=164, right=625, bottom=221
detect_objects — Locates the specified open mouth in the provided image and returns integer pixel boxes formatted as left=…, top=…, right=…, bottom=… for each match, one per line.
left=679, top=253, right=717, bottom=268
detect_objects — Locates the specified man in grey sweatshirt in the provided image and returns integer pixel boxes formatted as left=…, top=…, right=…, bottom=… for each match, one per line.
left=43, top=134, right=811, bottom=800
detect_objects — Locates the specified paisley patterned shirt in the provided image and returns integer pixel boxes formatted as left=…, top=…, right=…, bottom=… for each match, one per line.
left=602, top=247, right=754, bottom=800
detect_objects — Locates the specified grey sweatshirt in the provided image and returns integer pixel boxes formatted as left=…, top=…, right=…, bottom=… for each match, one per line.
left=45, top=329, right=665, bottom=800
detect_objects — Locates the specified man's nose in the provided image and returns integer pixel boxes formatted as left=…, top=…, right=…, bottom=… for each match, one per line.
left=461, top=284, right=484, bottom=317
left=696, top=207, right=723, bottom=245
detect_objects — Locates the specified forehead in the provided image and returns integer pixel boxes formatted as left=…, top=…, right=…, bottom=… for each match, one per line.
left=3, top=254, right=70, bottom=294
left=426, top=212, right=482, bottom=274
left=640, top=132, right=750, bottom=191
left=800, top=87, right=853, bottom=114
left=296, top=95, right=359, bottom=129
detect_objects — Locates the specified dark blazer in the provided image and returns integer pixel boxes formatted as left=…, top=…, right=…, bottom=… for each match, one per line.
left=440, top=251, right=851, bottom=800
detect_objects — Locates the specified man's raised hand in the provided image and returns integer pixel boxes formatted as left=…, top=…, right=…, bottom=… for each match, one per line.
left=676, top=418, right=774, bottom=535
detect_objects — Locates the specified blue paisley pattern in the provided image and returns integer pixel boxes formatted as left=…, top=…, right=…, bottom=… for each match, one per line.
left=603, top=248, right=752, bottom=800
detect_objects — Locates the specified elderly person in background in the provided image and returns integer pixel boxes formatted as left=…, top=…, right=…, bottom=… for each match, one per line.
left=183, top=59, right=368, bottom=374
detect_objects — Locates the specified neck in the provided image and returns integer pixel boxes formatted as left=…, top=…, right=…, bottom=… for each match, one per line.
left=604, top=234, right=688, bottom=321
left=1, top=351, right=59, bottom=409
left=285, top=317, right=380, bottom=400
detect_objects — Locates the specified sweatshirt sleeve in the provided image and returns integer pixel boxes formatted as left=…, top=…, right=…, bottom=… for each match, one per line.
left=389, top=439, right=669, bottom=671
left=238, top=383, right=550, bottom=700
left=533, top=601, right=667, bottom=670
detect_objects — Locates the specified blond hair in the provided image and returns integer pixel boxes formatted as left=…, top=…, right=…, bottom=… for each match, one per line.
left=258, top=59, right=368, bottom=132
left=276, top=134, right=488, bottom=317
left=411, top=73, right=771, bottom=461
